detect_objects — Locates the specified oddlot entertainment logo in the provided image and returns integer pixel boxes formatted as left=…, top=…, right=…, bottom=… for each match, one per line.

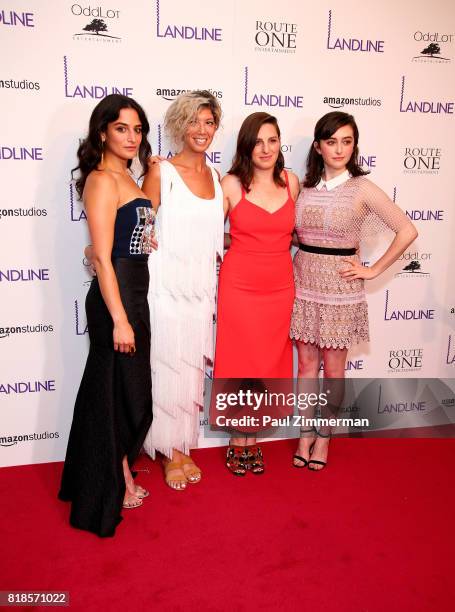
left=71, top=3, right=121, bottom=43
left=155, top=0, right=221, bottom=42
left=396, top=251, right=431, bottom=278
left=412, top=31, right=452, bottom=63
left=326, top=10, right=384, bottom=53
left=244, top=66, right=303, bottom=108
left=399, top=76, right=454, bottom=114
left=63, top=55, right=133, bottom=99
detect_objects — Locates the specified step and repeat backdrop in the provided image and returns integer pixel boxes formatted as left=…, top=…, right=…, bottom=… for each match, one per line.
left=0, top=0, right=454, bottom=466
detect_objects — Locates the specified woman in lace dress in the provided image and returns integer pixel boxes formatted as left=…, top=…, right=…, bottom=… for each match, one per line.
left=290, top=111, right=418, bottom=470
left=142, top=91, right=224, bottom=490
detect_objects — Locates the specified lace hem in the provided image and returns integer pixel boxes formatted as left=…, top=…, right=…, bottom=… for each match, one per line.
left=290, top=298, right=370, bottom=349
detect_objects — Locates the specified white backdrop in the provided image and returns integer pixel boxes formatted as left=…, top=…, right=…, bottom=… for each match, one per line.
left=0, top=0, right=454, bottom=466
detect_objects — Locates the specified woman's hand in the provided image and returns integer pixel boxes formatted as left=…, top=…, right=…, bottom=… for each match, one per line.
left=339, top=260, right=377, bottom=281
left=147, top=155, right=166, bottom=169
left=113, top=320, right=135, bottom=353
left=84, top=245, right=96, bottom=276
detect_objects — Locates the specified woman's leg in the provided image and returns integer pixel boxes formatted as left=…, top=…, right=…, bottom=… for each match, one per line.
left=122, top=456, right=143, bottom=507
left=309, top=347, right=347, bottom=470
left=294, top=341, right=320, bottom=466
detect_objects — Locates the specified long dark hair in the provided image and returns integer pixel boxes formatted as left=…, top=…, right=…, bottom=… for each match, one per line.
left=72, top=94, right=152, bottom=198
left=228, top=112, right=285, bottom=192
left=304, top=111, right=368, bottom=188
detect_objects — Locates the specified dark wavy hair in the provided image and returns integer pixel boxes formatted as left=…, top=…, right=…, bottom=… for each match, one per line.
left=72, top=94, right=152, bottom=198
left=228, top=112, right=285, bottom=192
left=304, top=111, right=368, bottom=188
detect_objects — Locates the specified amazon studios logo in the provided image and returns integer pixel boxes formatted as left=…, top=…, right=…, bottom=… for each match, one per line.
left=0, top=322, right=54, bottom=340
left=64, top=55, right=133, bottom=99
left=323, top=95, right=381, bottom=110
left=388, top=348, right=423, bottom=373
left=156, top=87, right=222, bottom=102
left=326, top=10, right=384, bottom=53
left=0, top=430, right=59, bottom=448
left=0, top=78, right=40, bottom=92
left=0, top=9, right=34, bottom=27
left=0, top=206, right=47, bottom=221
left=412, top=31, right=453, bottom=64
left=244, top=66, right=303, bottom=109
left=155, top=0, right=221, bottom=42
left=71, top=3, right=122, bottom=43
left=403, top=147, right=441, bottom=174
left=384, top=289, right=435, bottom=322
left=254, top=20, right=297, bottom=54
left=399, top=76, right=454, bottom=114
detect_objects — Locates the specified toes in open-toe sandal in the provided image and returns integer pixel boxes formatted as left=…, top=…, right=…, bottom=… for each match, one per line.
left=122, top=496, right=143, bottom=509
left=246, top=445, right=265, bottom=475
left=181, top=456, right=202, bottom=484
left=163, top=461, right=187, bottom=491
left=293, top=455, right=309, bottom=468
left=226, top=445, right=247, bottom=476
left=135, top=484, right=150, bottom=499
left=307, top=459, right=327, bottom=471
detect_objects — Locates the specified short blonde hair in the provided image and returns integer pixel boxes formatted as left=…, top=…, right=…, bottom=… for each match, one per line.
left=164, top=90, right=222, bottom=149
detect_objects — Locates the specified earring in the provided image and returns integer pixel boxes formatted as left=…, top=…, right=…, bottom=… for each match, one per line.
left=101, top=139, right=105, bottom=165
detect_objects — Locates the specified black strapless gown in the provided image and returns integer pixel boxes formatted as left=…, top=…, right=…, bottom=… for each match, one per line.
left=59, top=200, right=154, bottom=537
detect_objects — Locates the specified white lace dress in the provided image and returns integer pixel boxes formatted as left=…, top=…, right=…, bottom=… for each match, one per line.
left=143, top=161, right=224, bottom=458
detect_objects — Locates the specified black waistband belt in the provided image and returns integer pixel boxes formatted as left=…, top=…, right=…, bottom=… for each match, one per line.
left=298, top=243, right=356, bottom=256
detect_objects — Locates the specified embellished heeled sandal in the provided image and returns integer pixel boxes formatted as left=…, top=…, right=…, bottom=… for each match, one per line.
left=245, top=445, right=265, bottom=474
left=226, top=445, right=248, bottom=476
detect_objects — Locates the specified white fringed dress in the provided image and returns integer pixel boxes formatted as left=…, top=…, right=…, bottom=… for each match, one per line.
left=143, top=161, right=224, bottom=459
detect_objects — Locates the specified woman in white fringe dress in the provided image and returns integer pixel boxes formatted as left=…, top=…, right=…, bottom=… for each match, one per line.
left=142, top=91, right=224, bottom=490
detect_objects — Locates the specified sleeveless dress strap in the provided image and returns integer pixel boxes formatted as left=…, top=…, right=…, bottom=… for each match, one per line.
left=283, top=169, right=292, bottom=200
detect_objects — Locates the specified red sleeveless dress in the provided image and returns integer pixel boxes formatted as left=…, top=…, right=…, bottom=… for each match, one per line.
left=214, top=171, right=295, bottom=378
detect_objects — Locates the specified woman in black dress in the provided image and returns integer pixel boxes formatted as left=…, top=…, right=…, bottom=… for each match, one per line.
left=59, top=95, right=154, bottom=537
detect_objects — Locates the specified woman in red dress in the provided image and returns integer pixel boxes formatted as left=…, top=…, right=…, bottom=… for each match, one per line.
left=214, top=112, right=299, bottom=475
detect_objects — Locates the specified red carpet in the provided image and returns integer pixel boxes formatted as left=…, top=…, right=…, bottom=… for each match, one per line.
left=1, top=438, right=453, bottom=611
